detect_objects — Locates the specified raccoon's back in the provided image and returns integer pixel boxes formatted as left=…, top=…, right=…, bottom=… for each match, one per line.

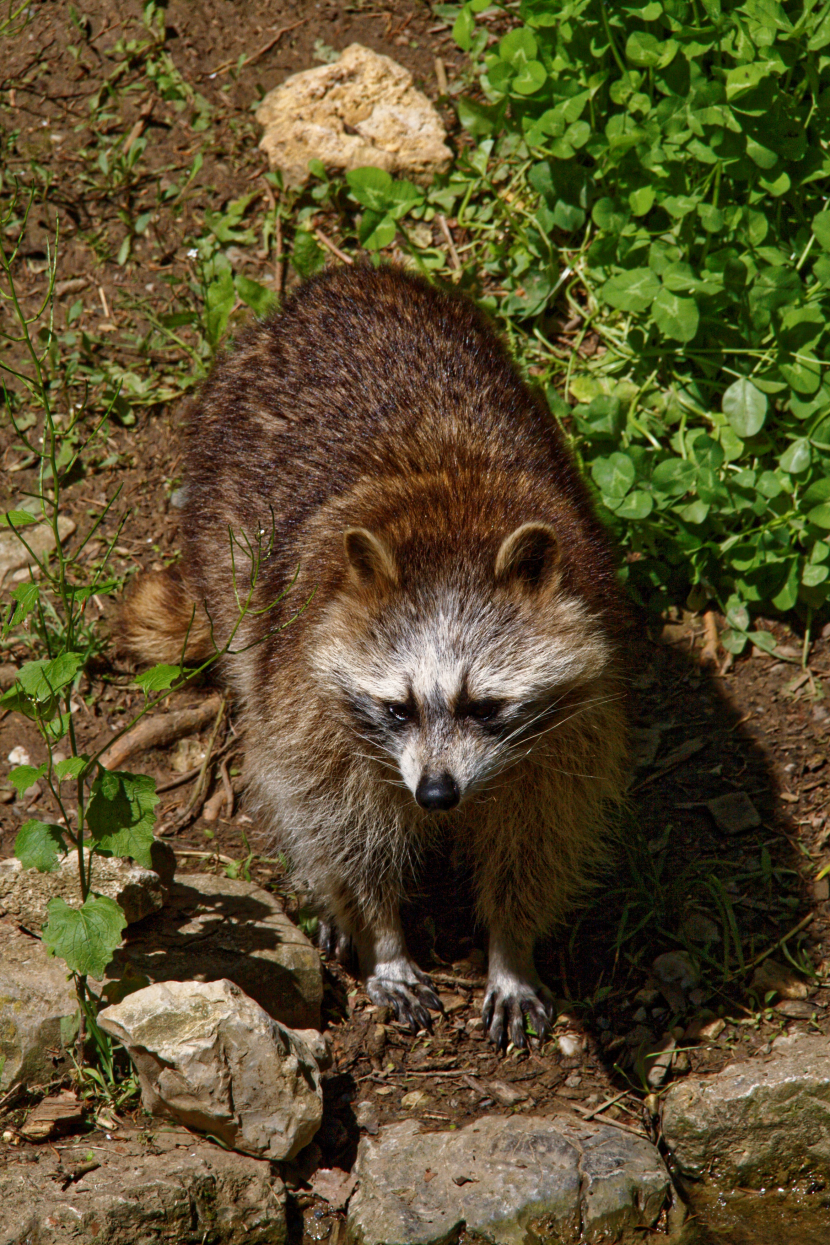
left=182, top=267, right=615, bottom=614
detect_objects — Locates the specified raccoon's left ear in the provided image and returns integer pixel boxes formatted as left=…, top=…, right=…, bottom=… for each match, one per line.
left=495, top=522, right=559, bottom=592
left=343, top=527, right=399, bottom=589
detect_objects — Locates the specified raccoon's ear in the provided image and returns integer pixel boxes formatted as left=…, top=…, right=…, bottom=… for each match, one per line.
left=343, top=527, right=399, bottom=589
left=495, top=522, right=559, bottom=592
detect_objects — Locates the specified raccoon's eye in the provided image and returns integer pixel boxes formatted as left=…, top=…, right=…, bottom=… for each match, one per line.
left=465, top=699, right=502, bottom=722
left=386, top=702, right=416, bottom=723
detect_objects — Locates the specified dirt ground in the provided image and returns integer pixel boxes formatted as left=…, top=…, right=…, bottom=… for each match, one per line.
left=1, top=1, right=830, bottom=1240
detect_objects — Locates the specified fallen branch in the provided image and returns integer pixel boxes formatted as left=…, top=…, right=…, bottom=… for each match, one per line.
left=99, top=694, right=223, bottom=771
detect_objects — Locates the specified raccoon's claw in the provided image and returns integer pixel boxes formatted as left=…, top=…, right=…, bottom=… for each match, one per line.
left=366, top=969, right=443, bottom=1033
left=483, top=981, right=554, bottom=1050
left=316, top=920, right=355, bottom=967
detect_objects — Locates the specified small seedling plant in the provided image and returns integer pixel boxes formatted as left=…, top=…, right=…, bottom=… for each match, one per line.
left=0, top=190, right=287, bottom=1073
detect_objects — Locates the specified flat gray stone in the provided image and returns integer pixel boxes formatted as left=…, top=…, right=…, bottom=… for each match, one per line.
left=347, top=1115, right=670, bottom=1245
left=108, top=873, right=323, bottom=1029
left=0, top=918, right=75, bottom=1090
left=706, top=791, right=761, bottom=835
left=662, top=1033, right=830, bottom=1186
left=0, top=1125, right=285, bottom=1244
left=98, top=978, right=323, bottom=1161
left=0, top=852, right=167, bottom=930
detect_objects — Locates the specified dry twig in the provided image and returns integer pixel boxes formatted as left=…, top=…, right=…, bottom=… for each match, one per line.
left=315, top=228, right=354, bottom=265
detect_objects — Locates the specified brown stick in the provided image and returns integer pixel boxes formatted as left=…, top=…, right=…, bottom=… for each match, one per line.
left=99, top=694, right=223, bottom=770
left=436, top=214, right=460, bottom=270
left=122, top=96, right=154, bottom=155
left=700, top=610, right=720, bottom=667
left=219, top=758, right=234, bottom=818
left=315, top=228, right=354, bottom=265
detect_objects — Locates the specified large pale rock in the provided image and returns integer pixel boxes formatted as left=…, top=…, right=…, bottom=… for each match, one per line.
left=108, top=873, right=322, bottom=1029
left=0, top=851, right=167, bottom=929
left=0, top=919, right=75, bottom=1090
left=347, top=1116, right=671, bottom=1245
left=0, top=1124, right=285, bottom=1244
left=98, top=978, right=323, bottom=1161
left=662, top=1033, right=830, bottom=1186
left=256, top=44, right=451, bottom=186
left=0, top=515, right=75, bottom=585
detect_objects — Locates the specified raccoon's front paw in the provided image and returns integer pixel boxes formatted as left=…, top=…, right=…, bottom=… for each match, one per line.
left=366, top=964, right=443, bottom=1032
left=482, top=978, right=554, bottom=1049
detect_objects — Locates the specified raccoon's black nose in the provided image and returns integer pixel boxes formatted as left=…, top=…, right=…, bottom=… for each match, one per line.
left=416, top=772, right=460, bottom=811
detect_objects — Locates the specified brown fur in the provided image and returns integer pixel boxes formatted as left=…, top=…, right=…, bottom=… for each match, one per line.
left=118, top=568, right=213, bottom=664
left=120, top=266, right=629, bottom=1044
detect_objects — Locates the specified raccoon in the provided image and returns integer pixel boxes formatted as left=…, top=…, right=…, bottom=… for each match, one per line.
left=121, top=266, right=627, bottom=1048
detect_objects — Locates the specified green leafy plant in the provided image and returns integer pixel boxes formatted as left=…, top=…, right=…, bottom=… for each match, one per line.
left=420, top=1, right=830, bottom=632
left=0, top=190, right=292, bottom=1069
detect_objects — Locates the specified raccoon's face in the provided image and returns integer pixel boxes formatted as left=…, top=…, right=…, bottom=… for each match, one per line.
left=314, top=524, right=614, bottom=811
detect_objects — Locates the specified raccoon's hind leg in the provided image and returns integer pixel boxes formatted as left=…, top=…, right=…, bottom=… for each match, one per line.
left=354, top=908, right=443, bottom=1033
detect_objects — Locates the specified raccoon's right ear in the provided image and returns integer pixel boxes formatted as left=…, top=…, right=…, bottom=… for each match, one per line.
left=495, top=522, right=559, bottom=592
left=343, top=527, right=399, bottom=589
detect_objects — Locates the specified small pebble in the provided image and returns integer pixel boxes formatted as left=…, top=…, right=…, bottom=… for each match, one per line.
left=7, top=746, right=30, bottom=766
left=557, top=1032, right=584, bottom=1058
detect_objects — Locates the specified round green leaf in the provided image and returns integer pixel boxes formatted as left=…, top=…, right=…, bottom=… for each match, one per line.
left=679, top=500, right=710, bottom=524
left=721, top=628, right=748, bottom=655
left=808, top=504, right=830, bottom=529
left=812, top=211, right=830, bottom=252
left=652, top=288, right=699, bottom=343
left=771, top=560, right=800, bottom=611
left=689, top=434, right=724, bottom=471
left=499, top=27, right=537, bottom=64
left=629, top=187, right=655, bottom=217
left=779, top=439, right=811, bottom=474
left=697, top=203, right=724, bottom=233
left=651, top=457, right=697, bottom=496
left=600, top=268, right=660, bottom=313
left=512, top=60, right=548, bottom=95
left=722, top=379, right=768, bottom=437
left=625, top=31, right=663, bottom=67
left=803, top=478, right=830, bottom=506
left=591, top=453, right=636, bottom=499
left=779, top=350, right=822, bottom=397
left=803, top=563, right=829, bottom=587
left=614, top=489, right=653, bottom=520
left=345, top=167, right=394, bottom=210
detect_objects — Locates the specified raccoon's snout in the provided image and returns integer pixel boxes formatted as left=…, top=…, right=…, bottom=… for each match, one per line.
left=415, top=772, right=460, bottom=811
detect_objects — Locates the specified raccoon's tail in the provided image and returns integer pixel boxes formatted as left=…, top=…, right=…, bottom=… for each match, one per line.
left=117, top=568, right=215, bottom=666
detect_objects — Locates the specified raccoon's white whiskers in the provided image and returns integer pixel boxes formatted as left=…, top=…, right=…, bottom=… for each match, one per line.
left=351, top=750, right=402, bottom=774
